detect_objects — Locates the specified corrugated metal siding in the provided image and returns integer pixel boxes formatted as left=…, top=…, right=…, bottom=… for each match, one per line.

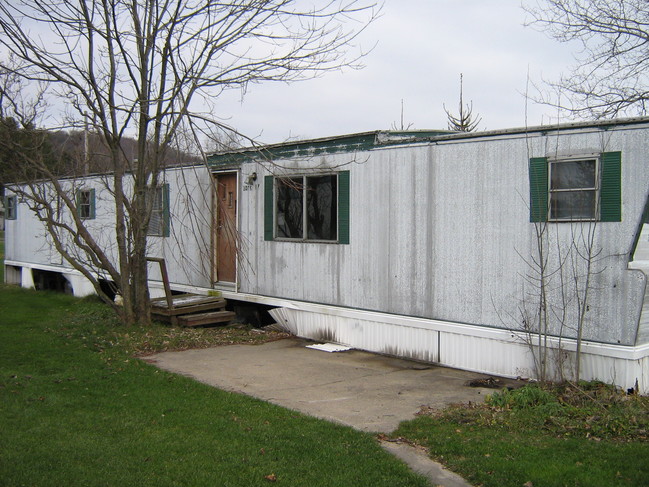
left=5, top=165, right=214, bottom=290
left=440, top=332, right=534, bottom=379
left=243, top=127, right=649, bottom=346
left=633, top=224, right=649, bottom=261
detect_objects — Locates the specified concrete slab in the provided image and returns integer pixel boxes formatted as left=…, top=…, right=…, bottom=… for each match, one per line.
left=146, top=337, right=494, bottom=433
left=146, top=337, right=494, bottom=487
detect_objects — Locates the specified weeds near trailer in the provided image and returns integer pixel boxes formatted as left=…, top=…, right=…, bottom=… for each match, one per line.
left=52, top=296, right=289, bottom=361
left=394, top=382, right=649, bottom=487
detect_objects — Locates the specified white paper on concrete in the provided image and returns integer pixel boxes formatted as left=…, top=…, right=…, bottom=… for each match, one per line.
left=306, top=343, right=352, bottom=353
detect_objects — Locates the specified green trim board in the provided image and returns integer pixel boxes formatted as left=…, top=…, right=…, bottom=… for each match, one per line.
left=338, top=171, right=350, bottom=244
left=207, top=130, right=452, bottom=168
left=600, top=151, right=622, bottom=222
left=207, top=119, right=649, bottom=170
left=529, top=157, right=548, bottom=223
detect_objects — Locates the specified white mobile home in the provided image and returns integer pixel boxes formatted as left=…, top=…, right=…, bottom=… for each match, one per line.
left=5, top=118, right=649, bottom=391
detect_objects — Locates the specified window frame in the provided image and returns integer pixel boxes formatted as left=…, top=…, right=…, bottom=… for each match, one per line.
left=147, top=183, right=170, bottom=237
left=5, top=194, right=17, bottom=220
left=264, top=170, right=350, bottom=244
left=529, top=151, right=621, bottom=223
left=274, top=173, right=339, bottom=242
left=76, top=188, right=96, bottom=220
left=548, top=155, right=600, bottom=222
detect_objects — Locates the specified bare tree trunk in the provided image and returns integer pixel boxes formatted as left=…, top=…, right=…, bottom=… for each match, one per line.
left=0, top=0, right=378, bottom=327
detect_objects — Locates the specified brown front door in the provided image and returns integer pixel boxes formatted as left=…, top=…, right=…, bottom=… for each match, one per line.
left=214, top=173, right=237, bottom=283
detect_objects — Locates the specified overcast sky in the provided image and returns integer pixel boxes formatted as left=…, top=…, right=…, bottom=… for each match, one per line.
left=217, top=0, right=579, bottom=145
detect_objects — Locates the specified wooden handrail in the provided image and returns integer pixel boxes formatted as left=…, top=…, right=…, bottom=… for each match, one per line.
left=146, top=257, right=174, bottom=313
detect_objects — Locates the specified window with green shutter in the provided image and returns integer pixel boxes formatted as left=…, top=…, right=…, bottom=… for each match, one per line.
left=264, top=171, right=350, bottom=243
left=529, top=152, right=621, bottom=222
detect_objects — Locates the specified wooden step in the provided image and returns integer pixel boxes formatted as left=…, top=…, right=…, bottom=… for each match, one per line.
left=150, top=294, right=227, bottom=317
left=177, top=310, right=236, bottom=327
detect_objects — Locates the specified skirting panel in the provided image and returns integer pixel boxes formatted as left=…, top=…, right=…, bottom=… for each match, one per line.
left=270, top=306, right=649, bottom=394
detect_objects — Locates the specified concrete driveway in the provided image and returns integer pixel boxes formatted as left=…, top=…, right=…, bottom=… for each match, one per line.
left=147, top=337, right=497, bottom=433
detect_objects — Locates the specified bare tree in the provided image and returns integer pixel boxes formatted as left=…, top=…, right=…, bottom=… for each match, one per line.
left=444, top=74, right=482, bottom=132
left=524, top=0, right=649, bottom=118
left=518, top=218, right=602, bottom=383
left=0, top=0, right=378, bottom=326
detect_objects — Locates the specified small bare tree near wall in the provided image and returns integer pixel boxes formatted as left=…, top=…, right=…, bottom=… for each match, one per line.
left=519, top=215, right=602, bottom=383
left=0, top=0, right=379, bottom=326
left=511, top=132, right=614, bottom=384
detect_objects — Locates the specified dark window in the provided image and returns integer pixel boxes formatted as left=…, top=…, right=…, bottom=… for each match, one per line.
left=549, top=159, right=598, bottom=221
left=276, top=177, right=304, bottom=239
left=275, top=175, right=338, bottom=241
left=5, top=195, right=17, bottom=220
left=76, top=189, right=95, bottom=219
left=267, top=172, right=348, bottom=243
left=307, top=175, right=337, bottom=240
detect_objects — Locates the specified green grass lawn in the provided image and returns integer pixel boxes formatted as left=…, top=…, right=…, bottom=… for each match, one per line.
left=3, top=227, right=649, bottom=487
left=394, top=383, right=649, bottom=487
left=0, top=287, right=429, bottom=487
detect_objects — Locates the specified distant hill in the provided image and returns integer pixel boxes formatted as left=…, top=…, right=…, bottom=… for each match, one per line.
left=49, top=130, right=201, bottom=176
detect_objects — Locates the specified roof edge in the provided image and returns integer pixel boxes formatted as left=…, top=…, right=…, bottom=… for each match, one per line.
left=207, top=117, right=649, bottom=166
left=425, top=116, right=649, bottom=143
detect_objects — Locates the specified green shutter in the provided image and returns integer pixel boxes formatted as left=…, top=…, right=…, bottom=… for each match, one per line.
left=529, top=157, right=548, bottom=222
left=264, top=176, right=274, bottom=241
left=162, top=183, right=170, bottom=237
left=600, top=151, right=621, bottom=222
left=338, top=170, right=350, bottom=244
left=89, top=188, right=96, bottom=219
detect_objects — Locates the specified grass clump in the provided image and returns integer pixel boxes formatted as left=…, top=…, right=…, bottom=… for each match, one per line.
left=394, top=382, right=649, bottom=487
left=0, top=286, right=429, bottom=487
left=483, top=382, right=649, bottom=441
left=486, top=383, right=558, bottom=409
